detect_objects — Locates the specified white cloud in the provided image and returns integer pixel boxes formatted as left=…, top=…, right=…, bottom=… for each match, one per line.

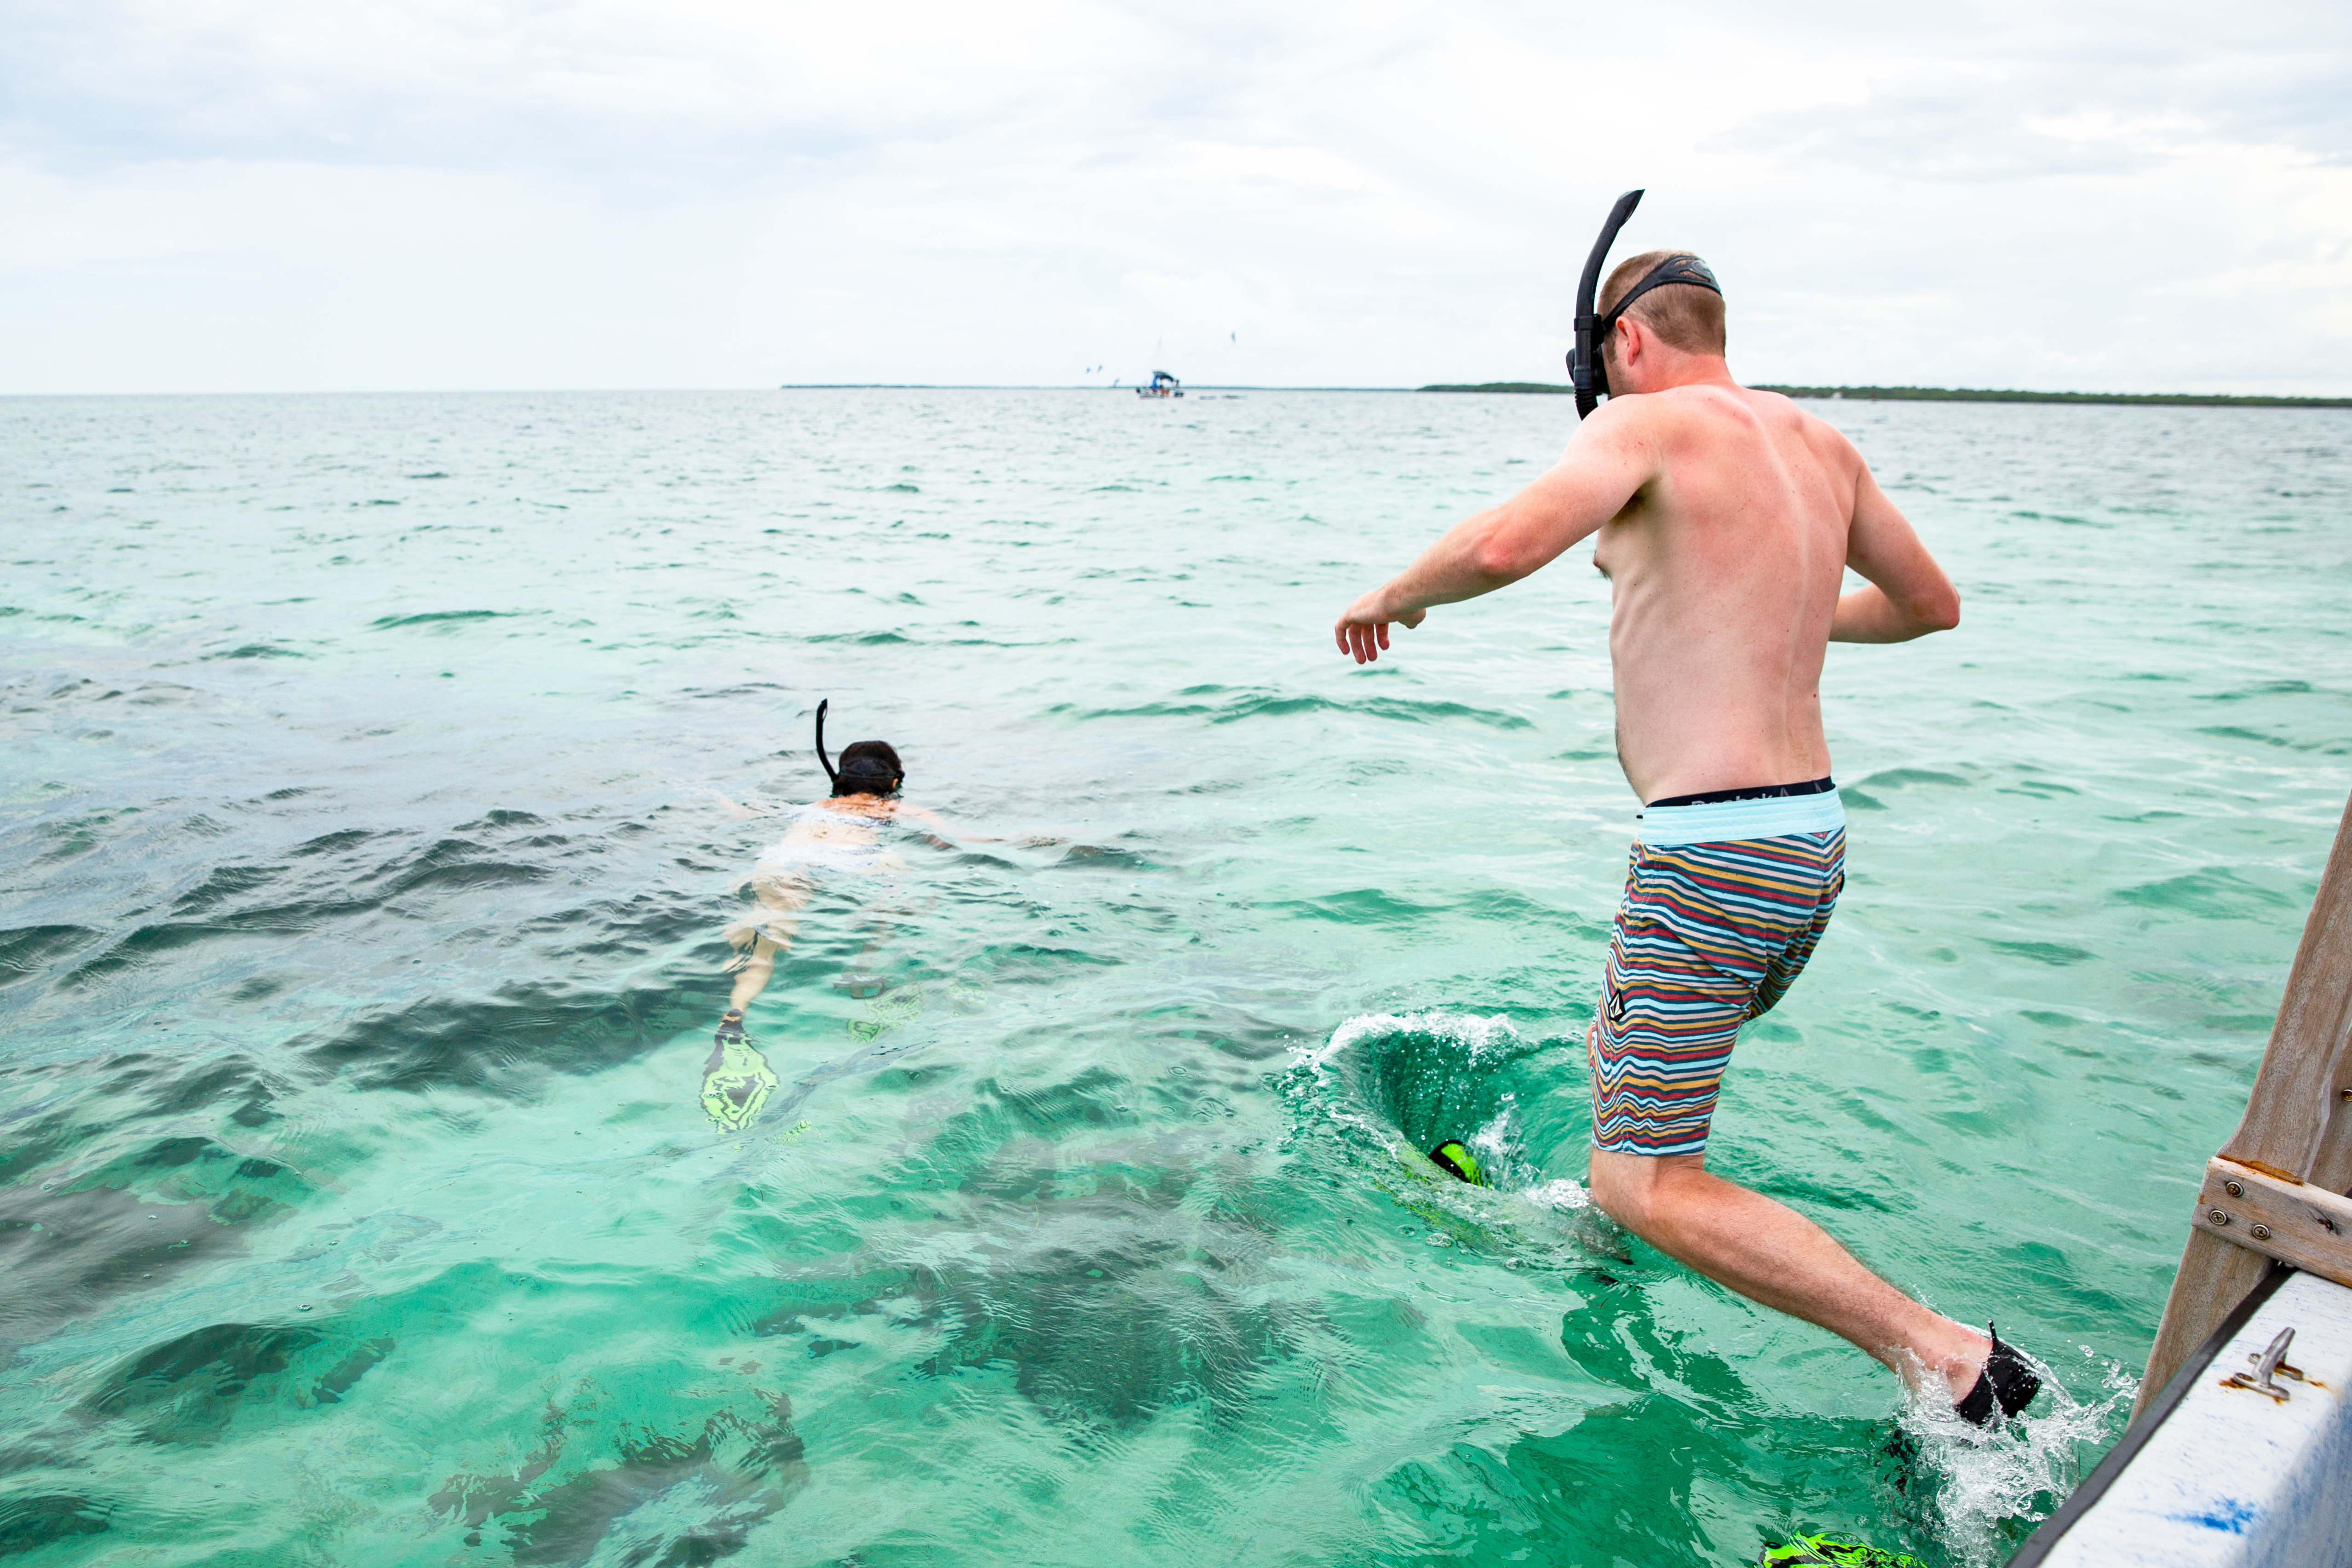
left=1, top=0, right=2347, bottom=392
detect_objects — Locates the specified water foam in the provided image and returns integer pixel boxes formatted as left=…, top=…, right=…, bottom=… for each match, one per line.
left=1893, top=1345, right=2137, bottom=1568
left=1465, top=1092, right=1525, bottom=1183
left=1522, top=1177, right=1593, bottom=1214
left=1292, top=1008, right=1522, bottom=1072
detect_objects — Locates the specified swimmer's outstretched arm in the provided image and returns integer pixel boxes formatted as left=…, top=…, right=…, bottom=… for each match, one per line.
left=1334, top=402, right=1654, bottom=664
left=891, top=801, right=1018, bottom=846
left=700, top=788, right=778, bottom=820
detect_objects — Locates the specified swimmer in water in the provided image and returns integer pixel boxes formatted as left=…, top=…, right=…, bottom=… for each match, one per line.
left=702, top=703, right=955, bottom=1131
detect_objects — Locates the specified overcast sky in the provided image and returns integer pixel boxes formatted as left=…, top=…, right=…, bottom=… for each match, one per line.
left=5, top=0, right=2348, bottom=394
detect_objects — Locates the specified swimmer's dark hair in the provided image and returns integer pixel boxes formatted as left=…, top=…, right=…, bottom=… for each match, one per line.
left=832, top=740, right=903, bottom=798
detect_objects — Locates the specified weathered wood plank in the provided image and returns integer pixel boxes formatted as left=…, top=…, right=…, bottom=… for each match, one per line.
left=2195, top=1156, right=2352, bottom=1287
left=2135, top=793, right=2352, bottom=1418
left=2220, top=793, right=2352, bottom=1187
left=2134, top=1229, right=2274, bottom=1420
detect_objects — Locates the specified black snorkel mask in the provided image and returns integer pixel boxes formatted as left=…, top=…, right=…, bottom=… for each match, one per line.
left=1568, top=189, right=1722, bottom=418
left=813, top=699, right=903, bottom=797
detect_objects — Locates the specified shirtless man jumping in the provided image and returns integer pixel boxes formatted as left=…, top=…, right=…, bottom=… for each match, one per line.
left=1332, top=247, right=2041, bottom=1426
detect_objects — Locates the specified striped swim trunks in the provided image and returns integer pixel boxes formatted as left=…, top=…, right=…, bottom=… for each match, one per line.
left=1588, top=782, right=1846, bottom=1157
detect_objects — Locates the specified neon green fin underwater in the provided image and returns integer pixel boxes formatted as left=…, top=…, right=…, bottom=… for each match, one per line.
left=1427, top=1140, right=1484, bottom=1185
left=1759, top=1534, right=1928, bottom=1568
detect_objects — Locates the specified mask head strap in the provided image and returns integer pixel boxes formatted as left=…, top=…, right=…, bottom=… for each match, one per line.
left=1592, top=254, right=1721, bottom=392
left=835, top=760, right=902, bottom=797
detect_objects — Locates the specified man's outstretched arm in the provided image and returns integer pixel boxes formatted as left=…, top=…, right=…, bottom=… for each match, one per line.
left=1334, top=410, right=1653, bottom=664
left=1831, top=463, right=1961, bottom=643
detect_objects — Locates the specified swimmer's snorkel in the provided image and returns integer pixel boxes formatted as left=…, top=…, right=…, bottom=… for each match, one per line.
left=1568, top=188, right=1724, bottom=418
left=814, top=699, right=839, bottom=791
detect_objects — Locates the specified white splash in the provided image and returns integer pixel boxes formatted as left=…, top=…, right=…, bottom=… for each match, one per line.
left=1523, top=1178, right=1593, bottom=1214
left=1896, top=1344, right=2138, bottom=1568
left=1291, top=1008, right=1523, bottom=1071
left=1467, top=1093, right=1524, bottom=1183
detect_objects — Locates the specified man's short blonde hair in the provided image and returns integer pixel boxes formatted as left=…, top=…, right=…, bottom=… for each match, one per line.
left=1598, top=249, right=1727, bottom=366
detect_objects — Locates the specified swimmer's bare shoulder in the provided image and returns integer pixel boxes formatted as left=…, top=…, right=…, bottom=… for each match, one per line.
left=781, top=798, right=881, bottom=849
left=828, top=796, right=968, bottom=849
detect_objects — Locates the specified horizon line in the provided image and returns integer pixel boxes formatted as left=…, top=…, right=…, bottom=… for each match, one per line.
left=5, top=381, right=2347, bottom=404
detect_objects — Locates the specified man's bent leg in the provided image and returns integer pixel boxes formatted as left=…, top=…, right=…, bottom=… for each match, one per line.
left=1587, top=1148, right=1990, bottom=1401
left=1584, top=826, right=1992, bottom=1402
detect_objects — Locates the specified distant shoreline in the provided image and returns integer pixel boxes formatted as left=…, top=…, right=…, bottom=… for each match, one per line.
left=774, top=384, right=1407, bottom=393
left=1417, top=381, right=2352, bottom=408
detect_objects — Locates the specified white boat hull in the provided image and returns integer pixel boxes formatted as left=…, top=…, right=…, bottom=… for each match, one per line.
left=2016, top=1267, right=2352, bottom=1567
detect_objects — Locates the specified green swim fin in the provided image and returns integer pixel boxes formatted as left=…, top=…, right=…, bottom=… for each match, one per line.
left=1428, top=1140, right=1484, bottom=1186
left=849, top=982, right=925, bottom=1041
left=1759, top=1534, right=1927, bottom=1568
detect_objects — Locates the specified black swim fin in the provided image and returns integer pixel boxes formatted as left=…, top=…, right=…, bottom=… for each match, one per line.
left=1953, top=1324, right=2040, bottom=1426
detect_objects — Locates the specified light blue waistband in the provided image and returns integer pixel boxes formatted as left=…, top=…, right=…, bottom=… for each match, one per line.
left=1636, top=787, right=1846, bottom=846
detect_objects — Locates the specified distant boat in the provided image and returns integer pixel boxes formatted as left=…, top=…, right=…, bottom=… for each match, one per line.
left=1135, top=370, right=1183, bottom=399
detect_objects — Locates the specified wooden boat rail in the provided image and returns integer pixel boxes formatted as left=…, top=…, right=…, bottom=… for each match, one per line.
left=2136, top=791, right=2352, bottom=1414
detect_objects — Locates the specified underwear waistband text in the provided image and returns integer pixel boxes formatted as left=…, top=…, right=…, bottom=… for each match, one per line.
left=1636, top=787, right=1846, bottom=846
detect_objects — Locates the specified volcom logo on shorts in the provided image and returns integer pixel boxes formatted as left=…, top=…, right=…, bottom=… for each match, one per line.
left=1608, top=986, right=1627, bottom=1023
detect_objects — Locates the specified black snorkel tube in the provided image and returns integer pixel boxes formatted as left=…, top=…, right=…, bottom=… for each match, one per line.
left=813, top=699, right=839, bottom=790
left=1569, top=189, right=1726, bottom=420
left=1570, top=189, right=1645, bottom=419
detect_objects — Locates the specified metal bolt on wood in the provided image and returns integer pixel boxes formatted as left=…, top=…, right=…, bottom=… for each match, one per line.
left=2251, top=1223, right=2273, bottom=1241
left=2225, top=1180, right=2245, bottom=1198
left=2210, top=1209, right=2231, bottom=1226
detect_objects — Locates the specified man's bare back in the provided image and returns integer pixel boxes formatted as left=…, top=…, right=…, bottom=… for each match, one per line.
left=1326, top=290, right=2042, bottom=1426
left=1334, top=366, right=1955, bottom=802
left=1594, top=384, right=1850, bottom=800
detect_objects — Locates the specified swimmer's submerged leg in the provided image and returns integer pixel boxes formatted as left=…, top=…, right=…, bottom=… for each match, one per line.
left=707, top=922, right=791, bottom=1132
left=723, top=880, right=806, bottom=1017
left=725, top=933, right=783, bottom=1016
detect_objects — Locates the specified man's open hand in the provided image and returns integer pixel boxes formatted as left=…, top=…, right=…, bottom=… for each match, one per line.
left=1334, top=588, right=1425, bottom=665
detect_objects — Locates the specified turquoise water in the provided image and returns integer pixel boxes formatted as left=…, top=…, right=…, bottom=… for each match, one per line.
left=2, top=389, right=2348, bottom=1568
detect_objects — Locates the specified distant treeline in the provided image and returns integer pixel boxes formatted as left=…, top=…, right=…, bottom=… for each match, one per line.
left=1419, top=381, right=2352, bottom=408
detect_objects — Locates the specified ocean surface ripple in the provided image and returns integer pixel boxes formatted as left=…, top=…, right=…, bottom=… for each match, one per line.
left=1, top=389, right=2347, bottom=1566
